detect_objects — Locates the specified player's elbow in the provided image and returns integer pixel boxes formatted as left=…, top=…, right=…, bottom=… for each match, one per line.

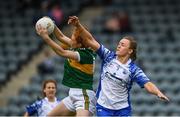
left=53, top=47, right=66, bottom=57
left=144, top=82, right=157, bottom=94
left=87, top=34, right=94, bottom=41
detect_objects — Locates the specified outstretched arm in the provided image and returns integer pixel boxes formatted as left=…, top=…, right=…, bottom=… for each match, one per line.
left=144, top=82, right=169, bottom=101
left=68, top=16, right=100, bottom=51
left=53, top=26, right=72, bottom=47
left=36, top=24, right=79, bottom=61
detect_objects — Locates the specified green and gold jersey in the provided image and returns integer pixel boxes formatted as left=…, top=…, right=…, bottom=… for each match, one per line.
left=62, top=48, right=96, bottom=90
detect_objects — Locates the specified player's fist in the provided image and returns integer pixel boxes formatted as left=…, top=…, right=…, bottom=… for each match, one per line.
left=36, top=24, right=49, bottom=39
left=68, top=16, right=80, bottom=26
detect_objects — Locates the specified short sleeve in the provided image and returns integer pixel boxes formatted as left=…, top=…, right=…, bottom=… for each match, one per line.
left=132, top=67, right=150, bottom=88
left=26, top=102, right=38, bottom=115
left=96, top=44, right=115, bottom=62
left=26, top=100, right=42, bottom=116
left=77, top=49, right=96, bottom=64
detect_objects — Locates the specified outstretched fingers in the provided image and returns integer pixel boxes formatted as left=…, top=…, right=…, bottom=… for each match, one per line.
left=35, top=24, right=48, bottom=36
left=158, top=93, right=170, bottom=102
left=161, top=96, right=170, bottom=102
left=35, top=24, right=41, bottom=35
left=68, top=16, right=79, bottom=26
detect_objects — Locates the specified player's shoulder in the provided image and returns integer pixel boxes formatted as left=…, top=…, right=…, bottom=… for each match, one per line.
left=27, top=98, right=43, bottom=108
left=77, top=48, right=96, bottom=57
left=32, top=97, right=47, bottom=106
left=75, top=47, right=92, bottom=52
left=35, top=98, right=44, bottom=105
left=129, top=61, right=145, bottom=76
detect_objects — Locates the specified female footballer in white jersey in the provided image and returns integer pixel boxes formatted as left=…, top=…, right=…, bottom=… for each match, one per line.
left=68, top=16, right=169, bottom=116
left=24, top=79, right=60, bottom=117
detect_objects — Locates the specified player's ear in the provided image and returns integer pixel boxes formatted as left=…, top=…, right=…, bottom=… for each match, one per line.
left=43, top=89, right=46, bottom=93
left=128, top=49, right=133, bottom=55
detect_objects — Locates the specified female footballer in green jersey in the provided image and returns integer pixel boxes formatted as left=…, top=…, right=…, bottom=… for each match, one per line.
left=36, top=24, right=96, bottom=116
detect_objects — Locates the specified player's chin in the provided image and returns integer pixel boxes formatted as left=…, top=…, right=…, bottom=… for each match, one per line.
left=48, top=94, right=55, bottom=98
left=48, top=93, right=55, bottom=96
left=115, top=51, right=120, bottom=55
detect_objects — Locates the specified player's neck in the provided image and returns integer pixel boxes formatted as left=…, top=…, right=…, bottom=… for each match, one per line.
left=117, top=56, right=129, bottom=64
left=47, top=97, right=55, bottom=102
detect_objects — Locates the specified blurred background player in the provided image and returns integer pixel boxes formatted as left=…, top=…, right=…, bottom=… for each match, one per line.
left=103, top=11, right=132, bottom=34
left=24, top=79, right=60, bottom=116
left=68, top=16, right=169, bottom=116
left=35, top=25, right=97, bottom=116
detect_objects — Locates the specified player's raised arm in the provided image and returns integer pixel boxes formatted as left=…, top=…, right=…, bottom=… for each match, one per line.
left=36, top=24, right=79, bottom=61
left=68, top=16, right=100, bottom=51
left=53, top=26, right=72, bottom=47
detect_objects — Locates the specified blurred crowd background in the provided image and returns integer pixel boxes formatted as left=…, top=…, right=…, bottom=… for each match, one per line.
left=0, top=0, right=180, bottom=116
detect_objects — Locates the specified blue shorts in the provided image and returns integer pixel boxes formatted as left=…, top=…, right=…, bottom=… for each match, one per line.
left=96, top=103, right=131, bottom=116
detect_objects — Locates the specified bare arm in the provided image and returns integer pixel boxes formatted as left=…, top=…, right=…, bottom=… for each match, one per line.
left=53, top=26, right=72, bottom=47
left=68, top=16, right=100, bottom=51
left=144, top=82, right=169, bottom=101
left=36, top=24, right=79, bottom=61
left=24, top=112, right=29, bottom=117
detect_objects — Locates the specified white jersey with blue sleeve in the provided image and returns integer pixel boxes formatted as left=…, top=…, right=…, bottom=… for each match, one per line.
left=26, top=97, right=60, bottom=116
left=96, top=44, right=150, bottom=110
